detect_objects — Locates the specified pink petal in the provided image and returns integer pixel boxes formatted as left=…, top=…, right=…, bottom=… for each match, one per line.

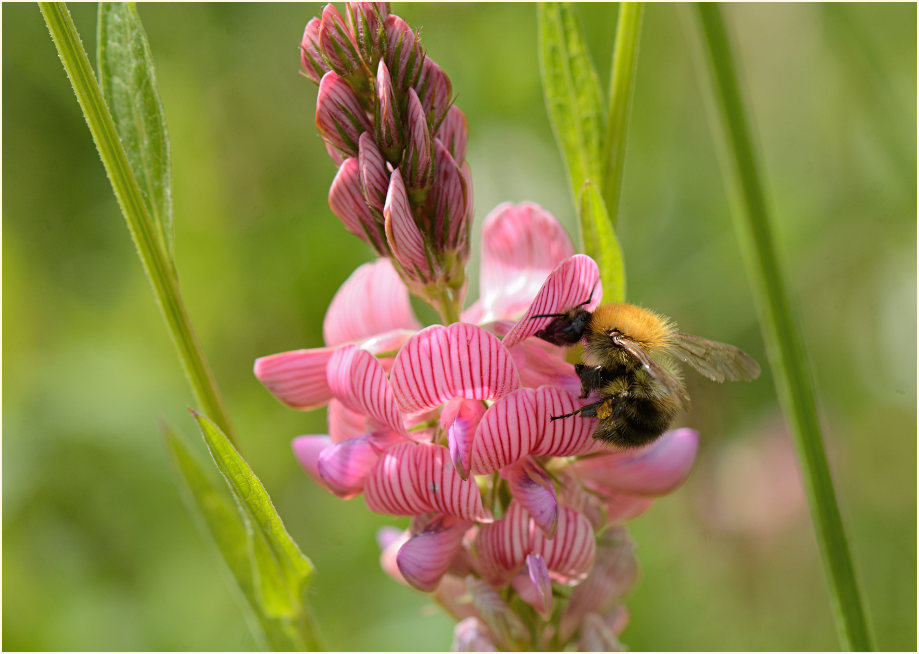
left=292, top=435, right=333, bottom=492
left=532, top=506, right=596, bottom=586
left=441, top=398, right=487, bottom=480
left=323, top=259, right=421, bottom=347
left=602, top=492, right=655, bottom=524
left=416, top=442, right=491, bottom=522
left=473, top=501, right=531, bottom=585
left=326, top=345, right=406, bottom=435
left=452, top=617, right=498, bottom=652
left=464, top=576, right=529, bottom=650
left=390, top=323, right=520, bottom=414
left=327, top=398, right=371, bottom=443
left=254, top=347, right=337, bottom=410
left=436, top=105, right=468, bottom=164
left=502, top=254, right=602, bottom=349
left=508, top=339, right=582, bottom=396
left=365, top=441, right=433, bottom=516
left=511, top=553, right=553, bottom=620
left=470, top=389, right=537, bottom=475
left=568, top=428, right=699, bottom=496
left=377, top=526, right=410, bottom=586
left=501, top=458, right=558, bottom=538
left=396, top=514, right=471, bottom=591
left=578, top=613, right=625, bottom=652
left=531, top=386, right=598, bottom=457
left=318, top=432, right=401, bottom=499
left=329, top=158, right=387, bottom=253
left=384, top=169, right=434, bottom=280
left=477, top=203, right=576, bottom=323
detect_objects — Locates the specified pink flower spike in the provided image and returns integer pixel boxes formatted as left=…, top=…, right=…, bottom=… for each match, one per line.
left=300, top=18, right=329, bottom=84
left=254, top=346, right=337, bottom=410
left=357, top=132, right=390, bottom=214
left=322, top=258, right=420, bottom=347
left=510, top=553, right=553, bottom=620
left=502, top=254, right=602, bottom=348
left=568, top=428, right=700, bottom=496
left=470, top=388, right=537, bottom=475
left=532, top=506, right=596, bottom=585
left=346, top=2, right=388, bottom=65
left=318, top=432, right=399, bottom=499
left=326, top=345, right=406, bottom=434
left=316, top=72, right=371, bottom=157
left=452, top=617, right=498, bottom=652
left=531, top=386, right=598, bottom=457
left=319, top=3, right=361, bottom=76
left=384, top=169, right=433, bottom=280
left=396, top=514, right=470, bottom=591
left=384, top=14, right=424, bottom=89
left=414, top=56, right=453, bottom=129
left=441, top=398, right=487, bottom=480
left=292, top=435, right=333, bottom=491
left=501, top=458, right=558, bottom=538
left=435, top=105, right=468, bottom=165
left=474, top=203, right=577, bottom=324
left=329, top=158, right=387, bottom=253
left=390, top=323, right=520, bottom=414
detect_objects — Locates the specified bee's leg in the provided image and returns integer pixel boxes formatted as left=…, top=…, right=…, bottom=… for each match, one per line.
left=574, top=364, right=607, bottom=398
left=550, top=397, right=615, bottom=421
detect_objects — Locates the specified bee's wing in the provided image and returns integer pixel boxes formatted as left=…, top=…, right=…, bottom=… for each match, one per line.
left=670, top=332, right=761, bottom=382
left=614, top=334, right=690, bottom=408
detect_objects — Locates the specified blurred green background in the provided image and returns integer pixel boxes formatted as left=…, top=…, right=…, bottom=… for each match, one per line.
left=3, top=3, right=915, bottom=651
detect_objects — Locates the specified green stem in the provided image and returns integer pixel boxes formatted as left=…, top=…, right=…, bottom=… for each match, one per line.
left=600, top=2, right=644, bottom=226
left=693, top=5, right=873, bottom=650
left=39, top=2, right=238, bottom=446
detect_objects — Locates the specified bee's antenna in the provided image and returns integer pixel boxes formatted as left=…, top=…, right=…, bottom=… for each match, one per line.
left=574, top=281, right=599, bottom=310
left=530, top=312, right=567, bottom=320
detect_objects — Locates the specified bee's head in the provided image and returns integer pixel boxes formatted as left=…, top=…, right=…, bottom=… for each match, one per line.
left=585, top=304, right=674, bottom=361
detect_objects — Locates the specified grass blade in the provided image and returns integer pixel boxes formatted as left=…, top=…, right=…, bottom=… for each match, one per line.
left=579, top=181, right=626, bottom=303
left=692, top=5, right=874, bottom=650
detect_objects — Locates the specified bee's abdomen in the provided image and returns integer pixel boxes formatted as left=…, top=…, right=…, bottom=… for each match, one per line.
left=593, top=394, right=678, bottom=448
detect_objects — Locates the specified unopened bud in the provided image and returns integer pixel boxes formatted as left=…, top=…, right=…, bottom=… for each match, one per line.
left=403, top=88, right=435, bottom=198
left=330, top=158, right=388, bottom=254
left=316, top=71, right=372, bottom=157
left=384, top=169, right=435, bottom=281
left=300, top=18, right=329, bottom=84
left=435, top=105, right=468, bottom=165
left=319, top=4, right=362, bottom=76
left=358, top=132, right=390, bottom=214
left=384, top=14, right=424, bottom=90
left=427, top=139, right=470, bottom=253
left=414, top=57, right=453, bottom=130
left=346, top=2, right=389, bottom=67
left=374, top=60, right=403, bottom=162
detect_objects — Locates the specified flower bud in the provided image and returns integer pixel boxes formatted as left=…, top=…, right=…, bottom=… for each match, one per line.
left=403, top=88, right=435, bottom=198
left=374, top=60, right=403, bottom=162
left=384, top=14, right=424, bottom=90
left=330, top=158, right=387, bottom=254
left=384, top=169, right=434, bottom=281
left=436, top=105, right=468, bottom=165
left=414, top=56, right=453, bottom=130
left=319, top=3, right=362, bottom=76
left=427, top=139, right=470, bottom=253
left=346, top=2, right=389, bottom=67
left=300, top=18, right=330, bottom=84
left=358, top=132, right=390, bottom=214
left=316, top=71, right=372, bottom=157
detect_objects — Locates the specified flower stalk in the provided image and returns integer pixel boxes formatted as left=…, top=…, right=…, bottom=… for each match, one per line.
left=693, top=4, right=873, bottom=650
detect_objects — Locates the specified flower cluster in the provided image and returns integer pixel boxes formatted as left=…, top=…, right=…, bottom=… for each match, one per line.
left=259, top=4, right=702, bottom=649
left=302, top=2, right=471, bottom=318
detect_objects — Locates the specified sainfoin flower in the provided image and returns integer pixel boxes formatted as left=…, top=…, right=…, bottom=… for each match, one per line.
left=267, top=4, right=701, bottom=649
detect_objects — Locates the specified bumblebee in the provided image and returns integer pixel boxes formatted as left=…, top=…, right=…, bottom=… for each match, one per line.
left=534, top=301, right=760, bottom=448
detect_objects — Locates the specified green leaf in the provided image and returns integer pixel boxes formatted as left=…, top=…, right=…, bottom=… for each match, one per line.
left=537, top=2, right=605, bottom=215
left=192, top=412, right=315, bottom=622
left=165, top=424, right=320, bottom=651
left=578, top=181, right=625, bottom=303
left=98, top=2, right=173, bottom=263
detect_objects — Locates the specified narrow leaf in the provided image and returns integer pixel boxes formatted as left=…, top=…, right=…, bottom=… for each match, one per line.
left=165, top=425, right=316, bottom=651
left=98, top=3, right=174, bottom=263
left=192, top=412, right=317, bottom=638
left=537, top=3, right=605, bottom=211
left=578, top=181, right=625, bottom=303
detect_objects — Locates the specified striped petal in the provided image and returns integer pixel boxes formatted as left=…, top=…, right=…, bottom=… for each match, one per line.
left=531, top=386, right=598, bottom=457
left=470, top=389, right=537, bottom=475
left=510, top=553, right=553, bottom=620
left=365, top=441, right=432, bottom=515
left=327, top=345, right=406, bottom=434
left=384, top=168, right=433, bottom=280
left=396, top=514, right=471, bottom=591
left=501, top=458, right=558, bottom=538
left=417, top=442, right=491, bottom=521
left=329, top=158, right=387, bottom=253
left=508, top=339, right=581, bottom=396
left=473, top=501, right=531, bottom=585
left=568, top=428, right=699, bottom=496
left=578, top=613, right=625, bottom=652
left=317, top=431, right=401, bottom=499
left=452, top=617, right=498, bottom=652
left=502, top=254, right=602, bottom=349
left=323, top=259, right=421, bottom=347
left=391, top=323, right=520, bottom=414
left=532, top=506, right=596, bottom=585
left=477, top=203, right=576, bottom=324
left=254, top=346, right=337, bottom=410
left=327, top=398, right=371, bottom=442
left=292, top=435, right=333, bottom=492
left=465, top=576, right=529, bottom=650
left=441, top=398, right=487, bottom=480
